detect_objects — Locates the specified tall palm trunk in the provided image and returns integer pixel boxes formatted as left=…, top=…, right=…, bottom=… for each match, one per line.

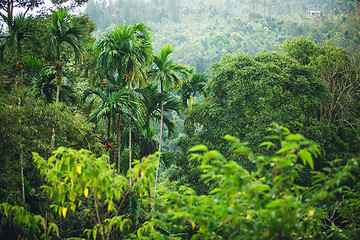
left=113, top=119, right=118, bottom=169
left=117, top=118, right=123, bottom=175
left=153, top=96, right=164, bottom=199
left=51, top=61, right=62, bottom=149
left=20, top=151, right=25, bottom=203
left=55, top=84, right=61, bottom=105
left=128, top=109, right=132, bottom=186
left=55, top=61, right=62, bottom=105
left=128, top=81, right=132, bottom=186
left=106, top=118, right=111, bottom=165
left=18, top=97, right=25, bottom=203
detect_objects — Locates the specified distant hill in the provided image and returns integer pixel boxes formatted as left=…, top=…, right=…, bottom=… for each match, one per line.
left=85, top=0, right=360, bottom=72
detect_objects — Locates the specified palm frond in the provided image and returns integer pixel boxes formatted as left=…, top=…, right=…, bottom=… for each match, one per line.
left=96, top=21, right=153, bottom=87
left=149, top=44, right=190, bottom=92
left=44, top=8, right=85, bottom=62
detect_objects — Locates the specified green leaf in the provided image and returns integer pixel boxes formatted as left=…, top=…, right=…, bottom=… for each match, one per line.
left=203, top=150, right=221, bottom=162
left=298, top=149, right=314, bottom=169
left=266, top=199, right=286, bottom=209
left=223, top=135, right=236, bottom=141
left=286, top=134, right=303, bottom=141
left=276, top=144, right=292, bottom=154
left=93, top=229, right=97, bottom=240
left=265, top=135, right=281, bottom=140
left=259, top=141, right=273, bottom=149
left=189, top=144, right=208, bottom=152
left=276, top=158, right=293, bottom=168
left=281, top=127, right=290, bottom=135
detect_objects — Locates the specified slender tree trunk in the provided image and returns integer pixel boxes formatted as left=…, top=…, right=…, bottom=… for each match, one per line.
left=128, top=118, right=132, bottom=186
left=117, top=118, right=122, bottom=175
left=17, top=97, right=25, bottom=203
left=20, top=152, right=25, bottom=203
left=114, top=126, right=118, bottom=170
left=128, top=81, right=132, bottom=186
left=153, top=97, right=164, bottom=200
left=55, top=61, right=62, bottom=105
left=104, top=118, right=108, bottom=139
left=50, top=128, right=55, bottom=149
left=55, top=84, right=60, bottom=106
left=52, top=62, right=62, bottom=149
left=104, top=118, right=110, bottom=165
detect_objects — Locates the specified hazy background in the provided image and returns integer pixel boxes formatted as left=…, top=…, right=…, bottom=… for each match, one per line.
left=83, top=0, right=360, bottom=73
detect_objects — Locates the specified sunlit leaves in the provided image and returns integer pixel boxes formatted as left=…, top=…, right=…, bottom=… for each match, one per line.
left=140, top=125, right=360, bottom=239
left=188, top=144, right=208, bottom=152
left=83, top=187, right=89, bottom=197
left=0, top=203, right=59, bottom=238
left=33, top=147, right=158, bottom=239
left=61, top=207, right=67, bottom=218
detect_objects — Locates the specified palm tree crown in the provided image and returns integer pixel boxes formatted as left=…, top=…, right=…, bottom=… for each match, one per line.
left=43, top=8, right=86, bottom=106
left=0, top=14, right=37, bottom=58
left=44, top=8, right=86, bottom=63
left=149, top=44, right=189, bottom=93
left=138, top=83, right=182, bottom=138
left=82, top=88, right=143, bottom=136
left=180, top=71, right=208, bottom=108
left=96, top=21, right=153, bottom=88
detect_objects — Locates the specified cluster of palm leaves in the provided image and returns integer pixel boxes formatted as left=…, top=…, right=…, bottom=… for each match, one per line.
left=81, top=22, right=209, bottom=201
left=1, top=7, right=208, bottom=199
left=0, top=14, right=36, bottom=59
left=82, top=23, right=193, bottom=195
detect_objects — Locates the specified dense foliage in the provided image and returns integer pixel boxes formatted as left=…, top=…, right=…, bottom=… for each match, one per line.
left=1, top=0, right=360, bottom=239
left=2, top=126, right=360, bottom=239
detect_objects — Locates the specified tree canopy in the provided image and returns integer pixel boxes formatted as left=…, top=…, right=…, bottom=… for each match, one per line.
left=1, top=1, right=360, bottom=239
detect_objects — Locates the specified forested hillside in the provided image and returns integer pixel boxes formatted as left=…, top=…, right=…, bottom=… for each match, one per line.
left=87, top=0, right=360, bottom=72
left=1, top=0, right=360, bottom=239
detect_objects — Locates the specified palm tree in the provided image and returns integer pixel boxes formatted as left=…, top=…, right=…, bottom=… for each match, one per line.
left=180, top=71, right=208, bottom=108
left=137, top=83, right=182, bottom=157
left=43, top=8, right=86, bottom=105
left=0, top=14, right=37, bottom=59
left=96, top=22, right=153, bottom=86
left=43, top=8, right=86, bottom=149
left=0, top=14, right=38, bottom=88
left=96, top=21, right=153, bottom=174
left=148, top=44, right=189, bottom=200
left=82, top=87, right=143, bottom=174
left=24, top=56, right=77, bottom=105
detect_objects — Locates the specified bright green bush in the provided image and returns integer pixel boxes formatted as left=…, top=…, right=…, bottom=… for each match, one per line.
left=137, top=124, right=360, bottom=239
left=1, top=125, right=359, bottom=239
left=2, top=147, right=158, bottom=240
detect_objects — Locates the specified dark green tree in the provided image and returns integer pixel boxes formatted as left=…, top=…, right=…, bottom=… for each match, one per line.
left=24, top=56, right=77, bottom=105
left=280, top=36, right=319, bottom=65
left=281, top=38, right=360, bottom=159
left=180, top=70, right=208, bottom=108
left=179, top=51, right=329, bottom=192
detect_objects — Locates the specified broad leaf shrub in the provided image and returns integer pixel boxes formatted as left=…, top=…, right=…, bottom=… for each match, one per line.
left=0, top=203, right=59, bottom=239
left=34, top=147, right=157, bottom=240
left=136, top=124, right=360, bottom=239
left=1, top=147, right=157, bottom=240
left=1, top=125, right=359, bottom=239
